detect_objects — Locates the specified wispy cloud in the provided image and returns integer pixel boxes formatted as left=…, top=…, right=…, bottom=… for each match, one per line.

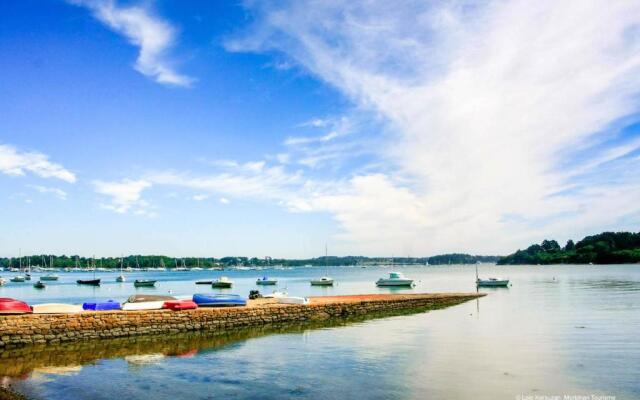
left=71, top=0, right=193, bottom=87
left=28, top=185, right=68, bottom=200
left=0, top=144, right=76, bottom=183
left=224, top=0, right=640, bottom=253
left=93, top=178, right=152, bottom=215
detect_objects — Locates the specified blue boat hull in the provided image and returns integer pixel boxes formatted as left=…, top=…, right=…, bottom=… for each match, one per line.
left=83, top=300, right=121, bottom=311
left=193, top=294, right=246, bottom=307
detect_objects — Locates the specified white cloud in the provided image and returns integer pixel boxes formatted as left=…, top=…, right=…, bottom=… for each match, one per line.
left=72, top=0, right=193, bottom=87
left=192, top=194, right=209, bottom=201
left=219, top=197, right=230, bottom=204
left=93, top=178, right=152, bottom=214
left=28, top=185, right=68, bottom=200
left=0, top=144, right=76, bottom=183
left=225, top=0, right=640, bottom=254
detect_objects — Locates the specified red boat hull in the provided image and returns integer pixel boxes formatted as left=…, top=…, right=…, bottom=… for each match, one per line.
left=0, top=298, right=32, bottom=314
left=163, top=300, right=198, bottom=311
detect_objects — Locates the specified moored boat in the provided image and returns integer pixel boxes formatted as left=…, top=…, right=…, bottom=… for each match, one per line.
left=31, top=303, right=83, bottom=314
left=10, top=276, right=26, bottom=283
left=193, top=293, right=246, bottom=307
left=256, top=276, right=278, bottom=285
left=163, top=299, right=198, bottom=311
left=77, top=279, right=101, bottom=286
left=211, top=276, right=233, bottom=288
left=376, top=272, right=414, bottom=287
left=195, top=280, right=213, bottom=284
left=475, top=265, right=509, bottom=287
left=33, top=281, right=46, bottom=289
left=310, top=276, right=334, bottom=286
left=82, top=300, right=121, bottom=311
left=40, top=274, right=59, bottom=281
left=278, top=296, right=310, bottom=305
left=134, top=279, right=157, bottom=287
left=0, top=298, right=32, bottom=314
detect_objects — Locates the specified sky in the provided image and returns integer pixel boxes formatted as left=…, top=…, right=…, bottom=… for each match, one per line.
left=1, top=0, right=640, bottom=258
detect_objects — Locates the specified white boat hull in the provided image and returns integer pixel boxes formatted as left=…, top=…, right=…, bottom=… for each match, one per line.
left=32, top=304, right=84, bottom=314
left=278, top=296, right=310, bottom=305
left=122, top=301, right=165, bottom=311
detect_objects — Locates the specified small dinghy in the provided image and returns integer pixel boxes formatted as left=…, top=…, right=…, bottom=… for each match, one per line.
left=32, top=303, right=83, bottom=314
left=40, top=274, right=59, bottom=281
left=122, top=301, right=165, bottom=311
left=278, top=296, right=310, bottom=305
left=33, top=281, right=46, bottom=289
left=163, top=300, right=198, bottom=311
left=134, top=279, right=157, bottom=287
left=0, top=298, right=32, bottom=314
left=82, top=300, right=121, bottom=311
left=256, top=276, right=278, bottom=285
left=77, top=279, right=101, bottom=286
left=10, top=276, right=26, bottom=283
left=211, top=276, right=234, bottom=288
left=193, top=293, right=246, bottom=307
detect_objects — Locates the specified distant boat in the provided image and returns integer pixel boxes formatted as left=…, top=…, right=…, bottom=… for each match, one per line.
left=311, top=244, right=334, bottom=286
left=116, top=256, right=126, bottom=282
left=77, top=279, right=101, bottom=286
left=256, top=276, right=277, bottom=285
left=376, top=271, right=415, bottom=287
left=195, top=280, right=213, bottom=285
left=134, top=279, right=157, bottom=287
left=40, top=274, right=59, bottom=281
left=278, top=296, right=310, bottom=305
left=33, top=281, right=46, bottom=289
left=193, top=293, right=246, bottom=307
left=32, top=303, right=83, bottom=314
left=0, top=298, right=32, bottom=314
left=475, top=265, right=509, bottom=287
left=10, top=276, right=26, bottom=283
left=211, top=276, right=233, bottom=288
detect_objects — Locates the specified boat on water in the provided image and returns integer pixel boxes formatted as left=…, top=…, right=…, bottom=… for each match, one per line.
left=476, top=266, right=509, bottom=287
left=10, top=276, right=26, bottom=283
left=33, top=281, right=46, bottom=289
left=193, top=293, right=246, bottom=307
left=31, top=303, right=83, bottom=314
left=0, top=298, right=32, bottom=314
left=195, top=280, right=213, bottom=285
left=211, top=276, right=233, bottom=288
left=256, top=276, right=278, bottom=285
left=311, top=245, right=334, bottom=286
left=134, top=279, right=157, bottom=287
left=278, top=296, right=310, bottom=305
left=76, top=279, right=101, bottom=286
left=25, top=273, right=31, bottom=281
left=116, top=256, right=126, bottom=282
left=39, top=274, right=59, bottom=281
left=163, top=299, right=198, bottom=311
left=82, top=300, right=121, bottom=311
left=376, top=271, right=415, bottom=287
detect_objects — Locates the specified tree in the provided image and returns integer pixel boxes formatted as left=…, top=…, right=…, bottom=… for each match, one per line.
left=564, top=239, right=575, bottom=251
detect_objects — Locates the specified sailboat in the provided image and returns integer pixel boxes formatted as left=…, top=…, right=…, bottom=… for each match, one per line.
left=40, top=256, right=59, bottom=280
left=12, top=250, right=26, bottom=282
left=116, top=256, right=126, bottom=282
left=77, top=256, right=101, bottom=285
left=310, top=245, right=334, bottom=286
left=475, top=265, right=509, bottom=287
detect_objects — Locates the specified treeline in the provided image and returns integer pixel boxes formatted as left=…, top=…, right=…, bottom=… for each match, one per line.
left=498, top=232, right=640, bottom=265
left=0, top=253, right=500, bottom=269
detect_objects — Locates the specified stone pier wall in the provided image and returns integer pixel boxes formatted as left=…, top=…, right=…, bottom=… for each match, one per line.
left=0, top=293, right=482, bottom=348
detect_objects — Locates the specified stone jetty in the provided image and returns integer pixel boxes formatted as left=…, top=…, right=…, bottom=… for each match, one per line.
left=0, top=293, right=484, bottom=348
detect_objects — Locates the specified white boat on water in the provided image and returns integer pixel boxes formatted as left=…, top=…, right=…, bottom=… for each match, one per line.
left=311, top=245, right=334, bottom=286
left=10, top=276, right=25, bottom=283
left=32, top=303, right=84, bottom=314
left=256, top=276, right=278, bottom=285
left=376, top=271, right=415, bottom=287
left=475, top=265, right=509, bottom=287
left=116, top=256, right=126, bottom=282
left=278, top=296, right=310, bottom=305
left=40, top=274, right=59, bottom=281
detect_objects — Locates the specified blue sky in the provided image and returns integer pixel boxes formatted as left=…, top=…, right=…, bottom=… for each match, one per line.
left=1, top=0, right=640, bottom=258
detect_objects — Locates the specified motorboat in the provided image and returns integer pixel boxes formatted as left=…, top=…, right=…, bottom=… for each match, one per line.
left=256, top=276, right=278, bottom=285
left=475, top=266, right=509, bottom=287
left=134, top=279, right=157, bottom=287
left=211, top=276, right=233, bottom=288
left=40, top=274, right=59, bottom=281
left=82, top=300, right=121, bottom=311
left=0, top=298, right=32, bottom=314
left=310, top=276, right=334, bottom=286
left=163, top=300, right=198, bottom=311
left=193, top=293, right=246, bottom=307
left=376, top=272, right=415, bottom=287
left=33, top=281, right=46, bottom=289
left=32, top=303, right=84, bottom=314
left=77, top=279, right=101, bottom=286
left=25, top=273, right=31, bottom=281
left=10, top=276, right=26, bottom=283
left=278, top=296, right=310, bottom=305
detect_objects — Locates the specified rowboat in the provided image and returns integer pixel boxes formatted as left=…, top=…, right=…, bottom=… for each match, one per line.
left=310, top=276, right=334, bottom=286
left=82, top=300, right=121, bottom=311
left=33, top=281, right=46, bottom=289
left=122, top=301, right=165, bottom=311
left=163, top=300, right=198, bottom=311
left=211, top=276, right=233, bottom=288
left=77, top=279, right=101, bottom=286
left=10, top=276, right=26, bottom=283
left=256, top=276, right=278, bottom=285
left=134, top=279, right=156, bottom=287
left=40, top=274, right=59, bottom=281
left=0, top=298, right=32, bottom=314
left=32, top=303, right=84, bottom=314
left=193, top=293, right=246, bottom=307
left=278, top=296, right=310, bottom=305
left=376, top=272, right=414, bottom=287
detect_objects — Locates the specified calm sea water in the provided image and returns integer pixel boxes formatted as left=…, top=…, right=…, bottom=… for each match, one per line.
left=1, top=265, right=639, bottom=400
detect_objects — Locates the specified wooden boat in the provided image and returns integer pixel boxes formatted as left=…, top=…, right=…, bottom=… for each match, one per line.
left=278, top=296, right=310, bottom=305
left=127, top=294, right=176, bottom=303
left=32, top=303, right=83, bottom=314
left=193, top=293, right=246, bottom=307
left=134, top=279, right=157, bottom=287
left=33, top=281, right=46, bottom=289
left=122, top=301, right=165, bottom=311
left=77, top=279, right=101, bottom=286
left=40, top=274, right=59, bottom=281
left=211, top=276, right=233, bottom=288
left=163, top=300, right=198, bottom=311
left=376, top=272, right=414, bottom=287
left=0, top=298, right=32, bottom=314
left=10, top=276, right=26, bottom=283
left=82, top=300, right=120, bottom=311
left=256, top=276, right=278, bottom=285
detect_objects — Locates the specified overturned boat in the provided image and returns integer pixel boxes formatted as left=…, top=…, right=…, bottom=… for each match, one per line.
left=32, top=303, right=84, bottom=314
left=0, top=298, right=32, bottom=314
left=193, top=293, right=246, bottom=307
